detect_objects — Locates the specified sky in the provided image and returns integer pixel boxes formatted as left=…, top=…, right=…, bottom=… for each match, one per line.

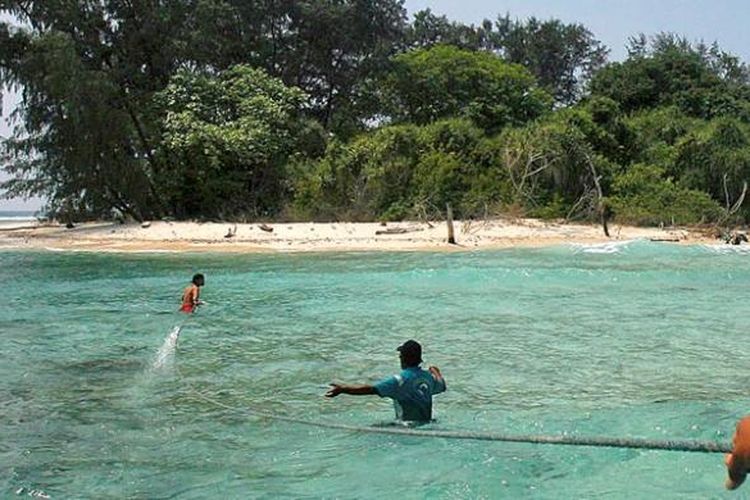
left=403, top=0, right=750, bottom=62
left=3, top=0, right=750, bottom=211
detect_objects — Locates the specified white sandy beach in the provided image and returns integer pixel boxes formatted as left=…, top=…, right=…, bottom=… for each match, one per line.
left=0, top=218, right=717, bottom=253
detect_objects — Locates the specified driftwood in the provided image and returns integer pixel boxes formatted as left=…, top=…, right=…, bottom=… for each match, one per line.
left=723, top=231, right=748, bottom=245
left=375, top=227, right=408, bottom=235
left=258, top=224, right=273, bottom=233
left=650, top=238, right=680, bottom=242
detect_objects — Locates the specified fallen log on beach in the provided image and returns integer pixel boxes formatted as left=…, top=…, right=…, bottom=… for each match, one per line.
left=375, top=227, right=408, bottom=235
left=375, top=227, right=425, bottom=235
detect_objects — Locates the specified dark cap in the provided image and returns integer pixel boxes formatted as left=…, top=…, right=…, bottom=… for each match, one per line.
left=397, top=340, right=422, bottom=363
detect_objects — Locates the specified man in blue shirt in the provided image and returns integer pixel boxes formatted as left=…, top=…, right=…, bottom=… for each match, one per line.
left=325, top=340, right=446, bottom=422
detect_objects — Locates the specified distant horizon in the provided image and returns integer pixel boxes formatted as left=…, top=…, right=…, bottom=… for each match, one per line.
left=3, top=0, right=750, bottom=211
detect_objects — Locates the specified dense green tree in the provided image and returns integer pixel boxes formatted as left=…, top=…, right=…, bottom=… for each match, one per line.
left=400, top=12, right=608, bottom=106
left=385, top=45, right=551, bottom=132
left=491, top=15, right=608, bottom=105
left=405, top=9, right=492, bottom=51
left=121, top=0, right=408, bottom=135
left=278, top=0, right=407, bottom=134
left=155, top=65, right=307, bottom=218
left=0, top=0, right=198, bottom=219
left=591, top=33, right=750, bottom=120
left=672, top=118, right=750, bottom=211
left=0, top=0, right=403, bottom=218
left=206, top=0, right=406, bottom=134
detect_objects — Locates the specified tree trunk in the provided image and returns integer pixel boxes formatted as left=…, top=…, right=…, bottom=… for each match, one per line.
left=446, top=203, right=456, bottom=245
left=584, top=153, right=609, bottom=238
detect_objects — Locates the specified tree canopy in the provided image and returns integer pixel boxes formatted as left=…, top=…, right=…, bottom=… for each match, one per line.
left=1, top=4, right=749, bottom=226
left=385, top=45, right=551, bottom=131
left=156, top=65, right=308, bottom=219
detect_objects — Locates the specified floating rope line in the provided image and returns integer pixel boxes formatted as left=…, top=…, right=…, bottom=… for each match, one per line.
left=176, top=364, right=731, bottom=455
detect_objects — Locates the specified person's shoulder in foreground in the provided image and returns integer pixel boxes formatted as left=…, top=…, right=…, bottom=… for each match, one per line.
left=726, top=416, right=750, bottom=489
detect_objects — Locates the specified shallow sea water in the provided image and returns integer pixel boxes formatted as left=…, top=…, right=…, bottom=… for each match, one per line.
left=2, top=241, right=750, bottom=499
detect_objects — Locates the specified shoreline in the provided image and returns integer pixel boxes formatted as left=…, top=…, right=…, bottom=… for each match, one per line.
left=0, top=218, right=724, bottom=254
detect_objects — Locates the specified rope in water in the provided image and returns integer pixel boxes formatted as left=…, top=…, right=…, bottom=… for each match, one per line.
left=176, top=364, right=732, bottom=454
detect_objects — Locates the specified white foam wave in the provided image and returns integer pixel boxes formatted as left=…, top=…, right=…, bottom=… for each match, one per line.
left=570, top=239, right=639, bottom=255
left=700, top=244, right=750, bottom=254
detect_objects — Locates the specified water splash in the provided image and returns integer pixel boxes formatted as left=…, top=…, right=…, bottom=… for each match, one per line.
left=151, top=325, right=181, bottom=370
left=15, top=487, right=50, bottom=498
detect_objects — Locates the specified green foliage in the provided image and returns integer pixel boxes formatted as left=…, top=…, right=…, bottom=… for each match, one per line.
left=292, top=111, right=622, bottom=222
left=3, top=3, right=750, bottom=226
left=0, top=0, right=203, bottom=219
left=608, top=164, right=722, bottom=225
left=590, top=34, right=750, bottom=121
left=498, top=110, right=621, bottom=215
left=0, top=28, right=162, bottom=220
left=403, top=12, right=608, bottom=106
left=491, top=15, right=608, bottom=105
left=672, top=118, right=750, bottom=210
left=626, top=107, right=701, bottom=148
left=276, top=0, right=407, bottom=134
left=406, top=9, right=493, bottom=50
left=386, top=45, right=551, bottom=132
left=156, top=65, right=307, bottom=218
left=291, top=118, right=516, bottom=220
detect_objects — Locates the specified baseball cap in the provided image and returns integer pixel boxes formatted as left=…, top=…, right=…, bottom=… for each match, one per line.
left=397, top=339, right=422, bottom=362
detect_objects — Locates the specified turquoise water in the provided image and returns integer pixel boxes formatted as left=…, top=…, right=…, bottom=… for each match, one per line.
left=2, top=242, right=750, bottom=498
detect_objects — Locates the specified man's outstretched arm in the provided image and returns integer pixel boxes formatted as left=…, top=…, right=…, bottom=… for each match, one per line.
left=325, top=383, right=377, bottom=397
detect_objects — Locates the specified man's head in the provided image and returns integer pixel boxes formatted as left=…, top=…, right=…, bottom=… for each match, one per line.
left=192, top=273, right=205, bottom=287
left=397, top=340, right=422, bottom=368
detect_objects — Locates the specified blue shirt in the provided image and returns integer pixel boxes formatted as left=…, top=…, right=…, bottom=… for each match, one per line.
left=373, top=366, right=446, bottom=422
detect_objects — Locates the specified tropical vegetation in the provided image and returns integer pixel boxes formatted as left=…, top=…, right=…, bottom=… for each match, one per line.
left=1, top=2, right=749, bottom=227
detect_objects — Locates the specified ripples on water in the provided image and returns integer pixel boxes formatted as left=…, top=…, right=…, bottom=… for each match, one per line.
left=1, top=243, right=749, bottom=498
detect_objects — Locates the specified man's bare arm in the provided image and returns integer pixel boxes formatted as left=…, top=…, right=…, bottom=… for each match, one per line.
left=429, top=366, right=444, bottom=383
left=325, top=383, right=377, bottom=397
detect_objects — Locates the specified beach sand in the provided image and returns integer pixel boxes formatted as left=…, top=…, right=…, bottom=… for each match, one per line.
left=0, top=218, right=719, bottom=253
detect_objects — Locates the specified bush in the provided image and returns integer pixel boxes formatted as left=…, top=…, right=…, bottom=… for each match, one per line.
left=608, top=164, right=722, bottom=225
left=291, top=118, right=515, bottom=220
